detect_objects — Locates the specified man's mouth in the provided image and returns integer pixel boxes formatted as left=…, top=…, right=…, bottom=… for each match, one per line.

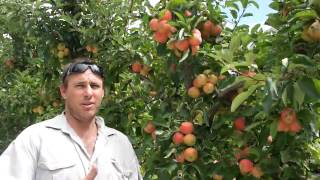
left=81, top=102, right=94, bottom=109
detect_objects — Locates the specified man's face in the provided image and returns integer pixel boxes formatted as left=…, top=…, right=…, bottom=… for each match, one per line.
left=60, top=69, right=104, bottom=122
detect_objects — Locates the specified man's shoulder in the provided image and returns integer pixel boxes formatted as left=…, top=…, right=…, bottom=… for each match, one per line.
left=10, top=114, right=63, bottom=146
left=96, top=119, right=131, bottom=144
left=21, top=114, right=63, bottom=134
left=103, top=126, right=128, bottom=139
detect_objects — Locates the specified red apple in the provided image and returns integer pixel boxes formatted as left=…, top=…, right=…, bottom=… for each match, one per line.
left=132, top=62, right=142, bottom=73
left=183, top=147, right=198, bottom=162
left=179, top=122, right=194, bottom=134
left=202, top=82, right=215, bottom=94
left=144, top=121, right=156, bottom=134
left=234, top=117, right=245, bottom=131
left=172, top=132, right=184, bottom=145
left=149, top=18, right=159, bottom=31
left=239, top=159, right=254, bottom=174
left=175, top=153, right=185, bottom=163
left=187, top=86, right=200, bottom=98
left=193, top=74, right=208, bottom=88
left=183, top=134, right=196, bottom=146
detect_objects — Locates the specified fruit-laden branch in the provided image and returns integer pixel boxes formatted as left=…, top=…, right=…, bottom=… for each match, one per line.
left=217, top=80, right=245, bottom=98
left=208, top=80, right=245, bottom=121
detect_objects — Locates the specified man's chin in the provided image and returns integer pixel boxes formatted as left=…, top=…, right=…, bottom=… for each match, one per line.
left=76, top=110, right=96, bottom=121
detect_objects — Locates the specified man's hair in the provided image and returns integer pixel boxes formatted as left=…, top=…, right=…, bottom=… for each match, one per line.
left=61, top=57, right=104, bottom=86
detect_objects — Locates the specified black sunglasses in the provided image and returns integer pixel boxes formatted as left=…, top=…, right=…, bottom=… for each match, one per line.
left=62, top=63, right=104, bottom=83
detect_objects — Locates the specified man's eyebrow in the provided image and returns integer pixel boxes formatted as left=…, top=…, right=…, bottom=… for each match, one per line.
left=73, top=81, right=86, bottom=84
left=72, top=80, right=102, bottom=85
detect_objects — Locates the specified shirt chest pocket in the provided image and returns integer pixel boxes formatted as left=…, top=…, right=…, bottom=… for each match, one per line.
left=96, top=158, right=133, bottom=180
left=37, top=159, right=77, bottom=180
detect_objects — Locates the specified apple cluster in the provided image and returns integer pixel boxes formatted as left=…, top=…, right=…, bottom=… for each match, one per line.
left=199, top=20, right=222, bottom=40
left=233, top=146, right=264, bottom=178
left=149, top=10, right=177, bottom=44
left=234, top=146, right=250, bottom=161
left=187, top=73, right=218, bottom=98
left=4, top=59, right=14, bottom=69
left=277, top=107, right=302, bottom=133
left=149, top=9, right=223, bottom=57
left=56, top=43, right=70, bottom=59
left=85, top=44, right=98, bottom=54
left=32, top=105, right=44, bottom=114
left=143, top=121, right=156, bottom=140
left=239, top=159, right=263, bottom=178
left=131, top=62, right=151, bottom=77
left=172, top=122, right=198, bottom=163
left=167, top=28, right=202, bottom=57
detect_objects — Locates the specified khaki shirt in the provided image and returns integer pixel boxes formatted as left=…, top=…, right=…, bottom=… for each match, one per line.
left=0, top=113, right=142, bottom=180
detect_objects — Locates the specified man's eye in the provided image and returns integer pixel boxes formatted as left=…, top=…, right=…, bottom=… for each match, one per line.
left=91, top=84, right=100, bottom=88
left=76, top=84, right=85, bottom=88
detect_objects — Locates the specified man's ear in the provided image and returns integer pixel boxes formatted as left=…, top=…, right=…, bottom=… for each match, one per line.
left=60, top=84, right=67, bottom=99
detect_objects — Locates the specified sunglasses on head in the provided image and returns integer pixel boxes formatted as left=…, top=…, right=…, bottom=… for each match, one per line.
left=62, top=62, right=104, bottom=83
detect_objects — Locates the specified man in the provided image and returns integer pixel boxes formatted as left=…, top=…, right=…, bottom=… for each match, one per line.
left=0, top=58, right=142, bottom=180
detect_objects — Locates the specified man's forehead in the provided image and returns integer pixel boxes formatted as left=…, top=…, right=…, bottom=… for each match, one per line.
left=68, top=70, right=103, bottom=83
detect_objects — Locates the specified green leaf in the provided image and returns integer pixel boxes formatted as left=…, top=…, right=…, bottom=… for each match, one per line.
left=250, top=24, right=261, bottom=33
left=293, top=82, right=305, bottom=109
left=178, top=28, right=185, bottom=39
left=282, top=83, right=294, bottom=107
left=194, top=110, right=204, bottom=125
left=225, top=2, right=240, bottom=12
left=158, top=170, right=171, bottom=180
left=242, top=12, right=253, bottom=17
left=229, top=34, right=241, bottom=53
left=249, top=0, right=259, bottom=9
left=313, top=79, right=320, bottom=93
left=269, top=1, right=280, bottom=10
left=244, top=52, right=256, bottom=64
left=291, top=9, right=318, bottom=21
left=245, top=120, right=265, bottom=131
left=241, top=0, right=249, bottom=8
left=222, top=49, right=234, bottom=63
left=270, top=120, right=278, bottom=139
left=178, top=49, right=190, bottom=63
left=263, top=92, right=273, bottom=113
left=230, top=10, right=238, bottom=19
left=307, top=144, right=320, bottom=164
left=291, top=54, right=314, bottom=66
left=173, top=11, right=185, bottom=23
left=193, top=16, right=205, bottom=29
left=298, top=78, right=320, bottom=100
left=231, top=85, right=258, bottom=112
left=280, top=150, right=291, bottom=163
left=164, top=148, right=176, bottom=158
left=189, top=164, right=205, bottom=180
left=215, top=49, right=234, bottom=65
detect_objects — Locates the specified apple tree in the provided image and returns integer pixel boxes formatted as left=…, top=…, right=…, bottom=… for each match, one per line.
left=135, top=0, right=320, bottom=179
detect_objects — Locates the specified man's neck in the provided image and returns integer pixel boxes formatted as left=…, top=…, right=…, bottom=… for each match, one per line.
left=64, top=112, right=97, bottom=139
left=65, top=112, right=98, bottom=157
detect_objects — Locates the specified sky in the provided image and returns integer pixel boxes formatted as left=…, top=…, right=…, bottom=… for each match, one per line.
left=236, top=0, right=275, bottom=27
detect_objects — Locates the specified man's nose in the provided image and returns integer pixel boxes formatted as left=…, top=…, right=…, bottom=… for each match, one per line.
left=84, top=85, right=93, bottom=97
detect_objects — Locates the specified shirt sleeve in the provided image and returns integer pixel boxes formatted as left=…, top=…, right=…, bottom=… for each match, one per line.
left=124, top=138, right=143, bottom=180
left=0, top=128, right=38, bottom=180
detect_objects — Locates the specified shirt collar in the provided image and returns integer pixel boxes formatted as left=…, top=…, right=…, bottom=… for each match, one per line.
left=45, top=112, right=116, bottom=136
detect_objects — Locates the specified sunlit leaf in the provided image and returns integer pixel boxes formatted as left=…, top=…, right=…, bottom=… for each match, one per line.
left=298, top=78, right=320, bottom=100
left=231, top=85, right=258, bottom=112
